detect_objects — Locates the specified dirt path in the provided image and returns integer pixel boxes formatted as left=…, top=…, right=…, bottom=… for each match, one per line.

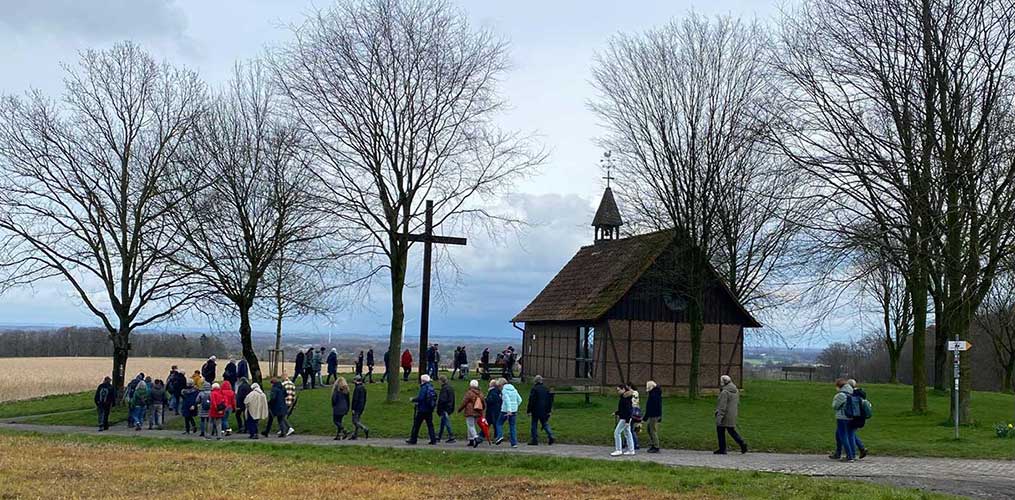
left=3, top=421, right=1012, bottom=499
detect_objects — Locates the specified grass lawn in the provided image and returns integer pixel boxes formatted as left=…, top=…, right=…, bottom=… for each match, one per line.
left=6, top=376, right=1014, bottom=459
left=0, top=430, right=956, bottom=499
left=0, top=391, right=96, bottom=419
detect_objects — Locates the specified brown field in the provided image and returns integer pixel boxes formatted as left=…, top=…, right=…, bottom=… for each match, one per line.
left=0, top=357, right=209, bottom=402
left=0, top=434, right=681, bottom=499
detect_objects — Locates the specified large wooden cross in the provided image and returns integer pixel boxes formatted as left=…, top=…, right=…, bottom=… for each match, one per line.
left=402, top=200, right=466, bottom=380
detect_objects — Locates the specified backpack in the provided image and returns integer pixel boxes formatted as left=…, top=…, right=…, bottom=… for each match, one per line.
left=98, top=387, right=110, bottom=405
left=844, top=393, right=863, bottom=419
left=861, top=398, right=873, bottom=419
left=201, top=395, right=212, bottom=412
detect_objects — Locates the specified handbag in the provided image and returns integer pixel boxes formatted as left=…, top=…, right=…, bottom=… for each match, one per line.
left=473, top=397, right=484, bottom=411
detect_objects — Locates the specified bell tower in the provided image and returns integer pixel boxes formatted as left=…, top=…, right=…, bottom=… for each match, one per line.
left=592, top=152, right=623, bottom=242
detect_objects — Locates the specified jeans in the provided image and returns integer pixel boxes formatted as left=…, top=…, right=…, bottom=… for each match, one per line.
left=235, top=409, right=246, bottom=432
left=333, top=413, right=346, bottom=435
left=211, top=417, right=222, bottom=437
left=409, top=410, right=436, bottom=443
left=402, top=367, right=411, bottom=381
left=490, top=410, right=503, bottom=439
left=184, top=415, right=196, bottom=433
left=97, top=406, right=110, bottom=430
left=500, top=412, right=518, bottom=445
left=646, top=416, right=660, bottom=448
left=222, top=409, right=233, bottom=431
left=149, top=404, right=164, bottom=428
left=438, top=411, right=454, bottom=440
left=836, top=424, right=865, bottom=456
left=717, top=425, right=746, bottom=452
left=366, top=366, right=374, bottom=382
left=465, top=416, right=479, bottom=440
left=835, top=419, right=856, bottom=459
left=352, top=412, right=369, bottom=438
left=200, top=417, right=209, bottom=435
left=264, top=413, right=290, bottom=436
left=130, top=406, right=146, bottom=429
left=529, top=415, right=554, bottom=443
left=614, top=420, right=634, bottom=452
left=246, top=415, right=259, bottom=437
left=168, top=395, right=178, bottom=414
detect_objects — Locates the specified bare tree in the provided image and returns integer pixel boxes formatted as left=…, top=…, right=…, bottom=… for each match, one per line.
left=975, top=270, right=1015, bottom=393
left=859, top=251, right=913, bottom=383
left=172, top=62, right=327, bottom=383
left=271, top=0, right=543, bottom=401
left=590, top=14, right=806, bottom=398
left=0, top=42, right=206, bottom=398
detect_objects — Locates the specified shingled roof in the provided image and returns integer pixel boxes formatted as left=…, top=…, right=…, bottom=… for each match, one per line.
left=591, top=187, right=623, bottom=227
left=512, top=230, right=673, bottom=322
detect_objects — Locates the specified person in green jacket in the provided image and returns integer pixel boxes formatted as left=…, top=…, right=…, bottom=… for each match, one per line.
left=130, top=381, right=149, bottom=431
left=831, top=378, right=857, bottom=462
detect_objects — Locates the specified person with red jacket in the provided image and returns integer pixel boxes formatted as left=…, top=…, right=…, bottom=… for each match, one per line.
left=220, top=380, right=236, bottom=436
left=400, top=349, right=413, bottom=381
left=209, top=383, right=228, bottom=440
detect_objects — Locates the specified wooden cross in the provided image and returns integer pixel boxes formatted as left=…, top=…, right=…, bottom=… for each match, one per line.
left=401, top=200, right=466, bottom=380
left=601, top=151, right=615, bottom=188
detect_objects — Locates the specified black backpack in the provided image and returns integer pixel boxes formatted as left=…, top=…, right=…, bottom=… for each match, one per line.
left=98, top=387, right=110, bottom=405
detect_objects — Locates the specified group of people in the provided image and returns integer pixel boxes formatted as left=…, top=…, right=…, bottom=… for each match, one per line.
left=831, top=378, right=873, bottom=462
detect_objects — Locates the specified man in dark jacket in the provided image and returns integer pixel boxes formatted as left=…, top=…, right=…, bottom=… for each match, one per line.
left=436, top=375, right=456, bottom=443
left=485, top=380, right=502, bottom=441
left=354, top=351, right=364, bottom=379
left=481, top=348, right=491, bottom=379
left=326, top=349, right=339, bottom=385
left=294, top=350, right=306, bottom=388
left=235, top=377, right=252, bottom=434
left=350, top=375, right=370, bottom=439
left=223, top=359, right=238, bottom=387
left=201, top=356, right=217, bottom=384
left=847, top=379, right=869, bottom=459
left=237, top=359, right=249, bottom=380
left=526, top=375, right=555, bottom=445
left=94, top=376, right=115, bottom=431
left=166, top=366, right=186, bottom=415
left=381, top=350, right=390, bottom=383
left=366, top=349, right=375, bottom=383
left=406, top=374, right=437, bottom=445
left=262, top=378, right=291, bottom=438
left=644, top=380, right=663, bottom=453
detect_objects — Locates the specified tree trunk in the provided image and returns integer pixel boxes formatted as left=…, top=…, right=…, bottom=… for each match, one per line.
left=110, top=323, right=130, bottom=404
left=239, top=303, right=262, bottom=384
left=909, top=262, right=929, bottom=413
left=386, top=246, right=408, bottom=402
left=688, top=293, right=704, bottom=400
left=934, top=299, right=947, bottom=391
left=888, top=349, right=900, bottom=384
left=1002, top=361, right=1014, bottom=394
left=945, top=300, right=973, bottom=424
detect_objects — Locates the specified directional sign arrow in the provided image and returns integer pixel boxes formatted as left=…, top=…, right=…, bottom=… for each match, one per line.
left=947, top=340, right=972, bottom=352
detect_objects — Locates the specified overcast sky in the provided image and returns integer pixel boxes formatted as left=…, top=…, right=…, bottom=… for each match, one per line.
left=0, top=0, right=844, bottom=348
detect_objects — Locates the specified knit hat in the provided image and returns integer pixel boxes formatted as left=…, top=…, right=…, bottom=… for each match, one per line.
left=420, top=374, right=431, bottom=383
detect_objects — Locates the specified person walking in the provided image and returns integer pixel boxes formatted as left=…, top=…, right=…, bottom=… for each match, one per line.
left=381, top=349, right=390, bottom=383
left=485, top=379, right=502, bottom=443
left=459, top=347, right=469, bottom=379
left=303, top=348, right=315, bottom=389
left=610, top=384, right=635, bottom=457
left=243, top=382, right=268, bottom=439
left=350, top=375, right=370, bottom=439
left=196, top=381, right=212, bottom=438
left=330, top=377, right=351, bottom=440
left=283, top=376, right=298, bottom=435
left=220, top=380, right=236, bottom=436
left=847, top=379, right=870, bottom=459
left=201, top=356, right=217, bottom=384
left=400, top=349, right=413, bottom=381
left=644, top=380, right=662, bottom=453
left=436, top=375, right=456, bottom=443
left=237, top=358, right=249, bottom=381
left=354, top=350, right=364, bottom=379
left=94, top=376, right=115, bottom=431
left=326, top=348, right=339, bottom=385
left=829, top=379, right=863, bottom=461
left=406, top=374, right=438, bottom=445
left=147, top=379, right=166, bottom=430
left=450, top=347, right=461, bottom=379
left=262, top=377, right=292, bottom=438
left=313, top=347, right=325, bottom=386
left=526, top=375, right=555, bottom=445
left=166, top=366, right=185, bottom=415
left=366, top=349, right=375, bottom=383
left=294, top=350, right=306, bottom=388
left=130, top=378, right=149, bottom=431
left=458, top=379, right=484, bottom=447
left=180, top=379, right=199, bottom=435
left=628, top=382, right=641, bottom=451
left=234, top=377, right=251, bottom=434
left=715, top=375, right=748, bottom=455
left=209, top=383, right=227, bottom=440
left=497, top=377, right=522, bottom=448
left=223, top=359, right=238, bottom=388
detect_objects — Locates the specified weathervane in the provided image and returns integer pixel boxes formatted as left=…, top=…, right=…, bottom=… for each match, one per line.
left=600, top=150, right=615, bottom=188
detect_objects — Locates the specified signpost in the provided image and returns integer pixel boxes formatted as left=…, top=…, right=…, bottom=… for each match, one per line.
left=948, top=340, right=972, bottom=439
left=400, top=200, right=467, bottom=381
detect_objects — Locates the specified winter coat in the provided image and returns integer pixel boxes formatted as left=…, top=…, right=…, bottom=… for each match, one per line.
left=130, top=383, right=149, bottom=408
left=94, top=382, right=115, bottom=409
left=351, top=383, right=367, bottom=414
left=526, top=382, right=553, bottom=419
left=500, top=383, right=522, bottom=414
left=166, top=371, right=186, bottom=397
left=367, top=350, right=375, bottom=367
left=282, top=379, right=297, bottom=409
left=220, top=381, right=236, bottom=411
left=716, top=382, right=740, bottom=427
left=327, top=352, right=338, bottom=373
left=312, top=351, right=323, bottom=371
left=383, top=350, right=390, bottom=368
left=181, top=386, right=199, bottom=417
left=645, top=386, right=663, bottom=419
left=615, top=390, right=634, bottom=422
left=437, top=383, right=456, bottom=415
left=191, top=373, right=204, bottom=389
left=458, top=387, right=484, bottom=418
left=400, top=350, right=413, bottom=369
left=412, top=382, right=437, bottom=413
left=331, top=389, right=350, bottom=417
left=148, top=382, right=166, bottom=406
left=223, top=362, right=238, bottom=386
left=209, top=386, right=227, bottom=418
left=833, top=384, right=854, bottom=420
left=481, top=350, right=490, bottom=365
left=485, top=387, right=502, bottom=422
left=201, top=360, right=216, bottom=384
left=235, top=380, right=252, bottom=411
left=295, top=352, right=305, bottom=374
left=237, top=359, right=249, bottom=380
left=268, top=382, right=287, bottom=416
left=244, top=384, right=269, bottom=420
left=197, top=383, right=212, bottom=418
left=302, top=351, right=314, bottom=372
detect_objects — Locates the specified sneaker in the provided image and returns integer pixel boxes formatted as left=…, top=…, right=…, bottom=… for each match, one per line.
left=286, top=428, right=295, bottom=437
left=494, top=437, right=504, bottom=445
left=446, top=438, right=456, bottom=444
left=428, top=440, right=438, bottom=445
left=647, top=447, right=660, bottom=454
left=859, top=448, right=868, bottom=459
left=405, top=440, right=417, bottom=445
left=610, top=450, right=623, bottom=457
left=828, top=454, right=841, bottom=460
left=510, top=444, right=518, bottom=448
left=623, top=451, right=635, bottom=456
left=740, top=444, right=748, bottom=454
left=841, top=458, right=856, bottom=463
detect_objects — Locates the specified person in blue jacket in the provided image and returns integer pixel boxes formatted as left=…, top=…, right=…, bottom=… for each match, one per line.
left=180, top=379, right=199, bottom=435
left=497, top=378, right=522, bottom=447
left=406, top=374, right=437, bottom=445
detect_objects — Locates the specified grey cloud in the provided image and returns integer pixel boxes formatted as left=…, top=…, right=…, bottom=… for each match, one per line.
left=0, top=0, right=190, bottom=47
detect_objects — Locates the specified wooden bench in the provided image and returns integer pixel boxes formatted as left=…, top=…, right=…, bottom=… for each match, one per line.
left=553, top=389, right=593, bottom=405
left=781, top=365, right=817, bottom=381
left=479, top=362, right=506, bottom=380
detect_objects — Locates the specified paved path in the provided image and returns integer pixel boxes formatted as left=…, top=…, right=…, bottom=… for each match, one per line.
left=2, top=422, right=1013, bottom=499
